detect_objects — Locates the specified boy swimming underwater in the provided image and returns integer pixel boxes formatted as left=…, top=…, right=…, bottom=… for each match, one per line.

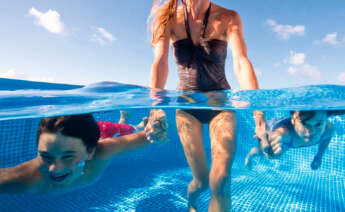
left=0, top=110, right=168, bottom=193
left=246, top=110, right=344, bottom=170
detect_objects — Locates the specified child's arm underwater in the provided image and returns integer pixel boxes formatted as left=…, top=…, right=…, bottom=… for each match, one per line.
left=95, top=109, right=168, bottom=161
left=245, top=126, right=290, bottom=169
left=310, top=123, right=334, bottom=170
left=0, top=159, right=41, bottom=194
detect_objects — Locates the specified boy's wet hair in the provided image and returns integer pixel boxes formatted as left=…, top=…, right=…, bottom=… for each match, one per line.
left=291, top=110, right=345, bottom=122
left=326, top=110, right=345, bottom=117
left=37, top=114, right=100, bottom=153
left=290, top=111, right=316, bottom=122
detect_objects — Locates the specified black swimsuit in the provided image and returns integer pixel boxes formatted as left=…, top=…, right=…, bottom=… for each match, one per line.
left=173, top=3, right=231, bottom=123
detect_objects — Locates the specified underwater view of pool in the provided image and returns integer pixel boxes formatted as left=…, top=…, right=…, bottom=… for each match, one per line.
left=0, top=79, right=344, bottom=211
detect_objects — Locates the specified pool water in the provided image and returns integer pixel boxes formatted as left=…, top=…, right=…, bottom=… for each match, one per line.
left=0, top=79, right=344, bottom=211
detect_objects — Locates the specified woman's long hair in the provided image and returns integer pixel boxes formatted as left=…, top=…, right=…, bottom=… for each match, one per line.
left=149, top=0, right=180, bottom=45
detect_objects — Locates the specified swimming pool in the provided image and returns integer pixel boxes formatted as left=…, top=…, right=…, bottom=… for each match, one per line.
left=0, top=79, right=344, bottom=211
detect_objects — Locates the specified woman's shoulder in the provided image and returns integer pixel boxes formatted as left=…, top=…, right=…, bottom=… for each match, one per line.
left=213, top=4, right=238, bottom=16
left=211, top=4, right=241, bottom=24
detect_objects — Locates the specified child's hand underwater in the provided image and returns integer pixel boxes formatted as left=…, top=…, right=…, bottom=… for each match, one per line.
left=266, top=131, right=284, bottom=158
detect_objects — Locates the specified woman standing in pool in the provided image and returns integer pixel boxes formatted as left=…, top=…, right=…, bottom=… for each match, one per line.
left=149, top=0, right=267, bottom=211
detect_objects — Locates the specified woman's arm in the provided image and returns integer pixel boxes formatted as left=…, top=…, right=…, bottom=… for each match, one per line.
left=150, top=24, right=171, bottom=90
left=0, top=159, right=41, bottom=194
left=227, top=11, right=269, bottom=151
left=228, top=11, right=258, bottom=90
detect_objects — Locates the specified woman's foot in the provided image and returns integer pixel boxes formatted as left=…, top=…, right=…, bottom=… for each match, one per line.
left=188, top=179, right=208, bottom=211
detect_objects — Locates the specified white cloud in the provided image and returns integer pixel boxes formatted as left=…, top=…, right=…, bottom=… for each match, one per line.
left=28, top=8, right=65, bottom=34
left=97, top=28, right=115, bottom=42
left=284, top=51, right=321, bottom=81
left=315, top=32, right=344, bottom=46
left=89, top=34, right=107, bottom=46
left=287, top=64, right=321, bottom=80
left=266, top=19, right=305, bottom=40
left=323, top=33, right=339, bottom=45
left=338, top=72, right=345, bottom=83
left=0, top=69, right=17, bottom=78
left=89, top=27, right=116, bottom=45
left=287, top=67, right=297, bottom=75
left=273, top=62, right=281, bottom=68
left=0, top=69, right=55, bottom=83
left=285, top=51, right=306, bottom=65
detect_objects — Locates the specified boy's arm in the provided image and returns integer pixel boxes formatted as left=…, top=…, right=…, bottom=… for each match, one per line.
left=0, top=159, right=41, bottom=194
left=95, top=112, right=168, bottom=161
left=310, top=123, right=333, bottom=170
left=95, top=131, right=151, bottom=160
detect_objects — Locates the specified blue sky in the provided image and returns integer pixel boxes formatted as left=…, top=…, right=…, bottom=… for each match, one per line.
left=0, top=0, right=344, bottom=89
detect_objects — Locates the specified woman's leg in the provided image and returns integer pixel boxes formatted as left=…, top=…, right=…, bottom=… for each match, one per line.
left=208, top=111, right=237, bottom=212
left=176, top=110, right=210, bottom=212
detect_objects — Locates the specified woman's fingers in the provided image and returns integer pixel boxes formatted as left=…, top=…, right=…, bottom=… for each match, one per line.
left=146, top=119, right=168, bottom=143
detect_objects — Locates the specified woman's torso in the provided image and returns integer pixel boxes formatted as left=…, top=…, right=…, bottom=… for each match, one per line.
left=169, top=3, right=235, bottom=92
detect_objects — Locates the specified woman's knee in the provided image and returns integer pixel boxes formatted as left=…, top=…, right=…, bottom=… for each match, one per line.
left=209, top=171, right=231, bottom=196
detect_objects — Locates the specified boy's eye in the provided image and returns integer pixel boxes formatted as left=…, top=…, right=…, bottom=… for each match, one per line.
left=40, top=155, right=53, bottom=163
left=62, top=156, right=74, bottom=160
left=303, top=123, right=311, bottom=128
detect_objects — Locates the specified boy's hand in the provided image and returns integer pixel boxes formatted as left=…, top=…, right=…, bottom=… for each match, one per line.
left=267, top=131, right=283, bottom=158
left=255, top=130, right=284, bottom=159
left=311, top=156, right=322, bottom=170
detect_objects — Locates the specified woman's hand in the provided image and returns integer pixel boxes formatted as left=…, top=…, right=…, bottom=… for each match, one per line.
left=254, top=130, right=270, bottom=155
left=145, top=109, right=169, bottom=144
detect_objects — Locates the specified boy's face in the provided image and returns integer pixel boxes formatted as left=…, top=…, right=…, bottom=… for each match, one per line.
left=37, top=132, right=92, bottom=185
left=292, top=111, right=328, bottom=142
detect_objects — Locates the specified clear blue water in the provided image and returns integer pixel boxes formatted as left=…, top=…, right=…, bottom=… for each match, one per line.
left=0, top=79, right=344, bottom=211
left=1, top=80, right=345, bottom=120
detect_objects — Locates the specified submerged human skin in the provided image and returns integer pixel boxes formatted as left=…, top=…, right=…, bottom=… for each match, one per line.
left=149, top=0, right=267, bottom=211
left=0, top=112, right=168, bottom=194
left=245, top=111, right=338, bottom=170
left=98, top=110, right=148, bottom=139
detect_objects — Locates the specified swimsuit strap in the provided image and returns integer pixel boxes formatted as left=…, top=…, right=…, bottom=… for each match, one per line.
left=182, top=1, right=192, bottom=40
left=201, top=3, right=211, bottom=38
left=183, top=2, right=212, bottom=41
